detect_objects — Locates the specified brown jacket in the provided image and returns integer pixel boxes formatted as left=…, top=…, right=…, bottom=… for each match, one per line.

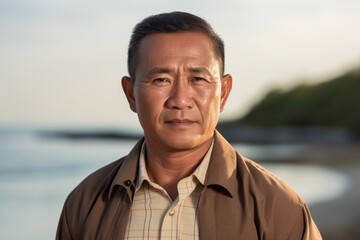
left=56, top=131, right=322, bottom=239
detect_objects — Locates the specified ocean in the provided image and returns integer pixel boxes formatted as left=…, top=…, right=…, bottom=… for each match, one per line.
left=0, top=127, right=348, bottom=239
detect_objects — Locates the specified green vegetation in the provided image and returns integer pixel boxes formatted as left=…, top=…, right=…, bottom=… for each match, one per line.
left=235, top=67, right=360, bottom=131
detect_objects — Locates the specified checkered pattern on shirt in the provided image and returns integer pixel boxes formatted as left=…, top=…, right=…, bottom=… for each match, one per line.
left=124, top=142, right=213, bottom=240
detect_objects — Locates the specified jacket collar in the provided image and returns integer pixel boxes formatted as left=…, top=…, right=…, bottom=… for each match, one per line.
left=109, top=130, right=238, bottom=200
left=205, top=130, right=238, bottom=197
left=108, top=138, right=144, bottom=199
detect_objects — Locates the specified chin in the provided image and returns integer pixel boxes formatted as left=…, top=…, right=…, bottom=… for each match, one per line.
left=164, top=134, right=210, bottom=150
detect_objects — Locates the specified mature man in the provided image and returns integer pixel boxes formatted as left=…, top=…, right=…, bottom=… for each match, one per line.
left=56, top=12, right=322, bottom=239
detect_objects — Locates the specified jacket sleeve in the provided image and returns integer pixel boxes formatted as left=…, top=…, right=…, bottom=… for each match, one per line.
left=287, top=203, right=322, bottom=240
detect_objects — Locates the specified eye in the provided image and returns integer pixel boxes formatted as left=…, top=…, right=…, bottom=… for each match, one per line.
left=154, top=78, right=167, bottom=82
left=190, top=77, right=208, bottom=83
left=152, top=78, right=170, bottom=85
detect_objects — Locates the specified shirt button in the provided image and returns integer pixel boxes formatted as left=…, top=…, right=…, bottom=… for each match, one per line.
left=124, top=180, right=132, bottom=187
left=169, top=210, right=175, bottom=216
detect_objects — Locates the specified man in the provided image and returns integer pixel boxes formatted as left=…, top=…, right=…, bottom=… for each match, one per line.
left=56, top=12, right=322, bottom=239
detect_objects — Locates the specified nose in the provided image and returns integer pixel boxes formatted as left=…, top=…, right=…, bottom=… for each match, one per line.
left=165, top=80, right=194, bottom=110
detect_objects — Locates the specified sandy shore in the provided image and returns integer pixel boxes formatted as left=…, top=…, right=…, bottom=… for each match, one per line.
left=278, top=144, right=360, bottom=240
left=310, top=162, right=360, bottom=240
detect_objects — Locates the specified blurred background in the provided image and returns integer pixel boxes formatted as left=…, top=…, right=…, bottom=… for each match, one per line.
left=1, top=0, right=360, bottom=239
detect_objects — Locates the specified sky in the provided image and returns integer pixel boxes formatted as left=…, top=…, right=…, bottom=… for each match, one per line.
left=1, top=0, right=360, bottom=130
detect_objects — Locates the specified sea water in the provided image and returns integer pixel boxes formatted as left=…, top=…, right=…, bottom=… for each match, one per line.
left=0, top=127, right=348, bottom=240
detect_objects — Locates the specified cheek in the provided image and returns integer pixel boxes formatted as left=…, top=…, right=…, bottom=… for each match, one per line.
left=136, top=99, right=159, bottom=131
left=197, top=88, right=222, bottom=115
left=135, top=89, right=165, bottom=118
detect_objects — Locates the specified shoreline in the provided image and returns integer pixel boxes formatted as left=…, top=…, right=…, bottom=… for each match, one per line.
left=310, top=162, right=360, bottom=240
left=37, top=125, right=360, bottom=145
left=258, top=143, right=360, bottom=239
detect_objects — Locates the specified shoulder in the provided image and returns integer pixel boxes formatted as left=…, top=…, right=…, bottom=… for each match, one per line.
left=242, top=157, right=322, bottom=238
left=72, top=156, right=125, bottom=197
left=240, top=155, right=304, bottom=205
left=237, top=155, right=315, bottom=237
left=64, top=156, right=127, bottom=215
left=62, top=138, right=144, bottom=214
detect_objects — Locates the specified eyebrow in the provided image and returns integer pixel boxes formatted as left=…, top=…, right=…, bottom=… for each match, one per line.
left=145, top=67, right=172, bottom=77
left=144, top=66, right=212, bottom=77
left=186, top=67, right=212, bottom=76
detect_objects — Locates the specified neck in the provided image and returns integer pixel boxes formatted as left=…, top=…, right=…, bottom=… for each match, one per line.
left=144, top=138, right=212, bottom=200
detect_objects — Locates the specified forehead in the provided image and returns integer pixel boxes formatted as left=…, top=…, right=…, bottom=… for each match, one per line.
left=136, top=32, right=220, bottom=69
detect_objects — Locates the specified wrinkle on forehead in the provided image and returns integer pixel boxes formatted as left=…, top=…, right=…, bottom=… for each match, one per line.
left=143, top=65, right=218, bottom=78
left=136, top=32, right=222, bottom=79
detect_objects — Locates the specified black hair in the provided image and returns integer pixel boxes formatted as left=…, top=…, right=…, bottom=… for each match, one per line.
left=127, top=11, right=225, bottom=79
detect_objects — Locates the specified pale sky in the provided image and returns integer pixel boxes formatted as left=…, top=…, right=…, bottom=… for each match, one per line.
left=1, top=0, right=360, bottom=130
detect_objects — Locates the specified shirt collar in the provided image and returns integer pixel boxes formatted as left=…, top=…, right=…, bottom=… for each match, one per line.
left=135, top=143, right=149, bottom=192
left=192, top=140, right=213, bottom=185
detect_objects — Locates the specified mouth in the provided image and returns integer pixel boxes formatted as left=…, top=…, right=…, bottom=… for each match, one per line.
left=165, top=118, right=195, bottom=125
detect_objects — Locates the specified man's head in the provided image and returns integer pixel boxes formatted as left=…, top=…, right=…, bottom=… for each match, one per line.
left=127, top=11, right=225, bottom=80
left=122, top=12, right=232, bottom=152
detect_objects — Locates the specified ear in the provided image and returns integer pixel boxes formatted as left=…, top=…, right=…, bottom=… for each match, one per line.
left=121, top=76, right=137, bottom=113
left=220, top=74, right=232, bottom=113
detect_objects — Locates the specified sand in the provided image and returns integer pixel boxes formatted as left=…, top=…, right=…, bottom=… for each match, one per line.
left=310, top=162, right=360, bottom=240
left=282, top=143, right=360, bottom=240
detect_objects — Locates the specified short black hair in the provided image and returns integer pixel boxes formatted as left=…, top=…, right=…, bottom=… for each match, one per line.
left=127, top=11, right=225, bottom=80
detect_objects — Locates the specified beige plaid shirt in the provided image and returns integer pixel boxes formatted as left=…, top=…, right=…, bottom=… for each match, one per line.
left=124, top=142, right=213, bottom=240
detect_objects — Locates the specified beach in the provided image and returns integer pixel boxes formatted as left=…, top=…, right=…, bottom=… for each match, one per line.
left=312, top=162, right=360, bottom=239
left=263, top=143, right=360, bottom=240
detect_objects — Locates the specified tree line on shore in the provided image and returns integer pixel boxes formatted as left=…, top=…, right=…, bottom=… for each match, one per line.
left=224, top=66, right=360, bottom=133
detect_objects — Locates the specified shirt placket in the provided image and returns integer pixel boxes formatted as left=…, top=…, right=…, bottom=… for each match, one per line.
left=160, top=178, right=196, bottom=240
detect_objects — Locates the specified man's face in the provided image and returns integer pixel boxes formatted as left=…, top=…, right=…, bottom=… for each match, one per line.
left=122, top=32, right=232, bottom=151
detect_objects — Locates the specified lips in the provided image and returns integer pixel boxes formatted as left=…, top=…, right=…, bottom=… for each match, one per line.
left=165, top=118, right=195, bottom=124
